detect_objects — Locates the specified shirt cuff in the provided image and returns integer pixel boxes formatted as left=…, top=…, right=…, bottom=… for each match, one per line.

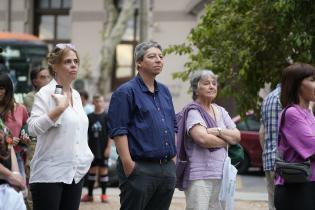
left=37, top=114, right=55, bottom=131
left=110, top=127, right=128, bottom=138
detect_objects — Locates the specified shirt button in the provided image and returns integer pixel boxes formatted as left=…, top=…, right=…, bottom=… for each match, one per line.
left=162, top=118, right=165, bottom=121
left=164, top=130, right=168, bottom=134
left=76, top=141, right=79, bottom=144
left=165, top=142, right=169, bottom=146
left=157, top=108, right=160, bottom=111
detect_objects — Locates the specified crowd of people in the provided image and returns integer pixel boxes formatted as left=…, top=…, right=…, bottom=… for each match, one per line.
left=0, top=40, right=315, bottom=210
left=0, top=44, right=109, bottom=210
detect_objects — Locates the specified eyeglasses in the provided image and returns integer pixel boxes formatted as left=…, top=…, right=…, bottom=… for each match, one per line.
left=55, top=43, right=76, bottom=50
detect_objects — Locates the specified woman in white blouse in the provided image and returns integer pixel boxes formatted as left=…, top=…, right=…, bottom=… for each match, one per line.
left=27, top=44, right=93, bottom=210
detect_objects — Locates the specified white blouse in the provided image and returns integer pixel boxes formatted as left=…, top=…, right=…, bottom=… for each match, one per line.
left=28, top=79, right=93, bottom=184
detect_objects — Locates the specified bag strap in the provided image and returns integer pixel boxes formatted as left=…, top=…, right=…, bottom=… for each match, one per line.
left=276, top=105, right=291, bottom=160
left=178, top=133, right=187, bottom=161
left=277, top=106, right=290, bottom=146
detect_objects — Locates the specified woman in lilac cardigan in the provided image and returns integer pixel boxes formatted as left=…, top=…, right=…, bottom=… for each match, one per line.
left=178, top=70, right=240, bottom=210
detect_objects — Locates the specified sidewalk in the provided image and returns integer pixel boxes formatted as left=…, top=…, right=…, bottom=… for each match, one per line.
left=79, top=188, right=268, bottom=210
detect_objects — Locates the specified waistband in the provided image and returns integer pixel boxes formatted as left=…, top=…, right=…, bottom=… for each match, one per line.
left=136, top=157, right=172, bottom=164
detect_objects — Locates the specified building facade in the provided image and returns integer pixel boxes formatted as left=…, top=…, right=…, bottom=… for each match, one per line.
left=0, top=0, right=212, bottom=112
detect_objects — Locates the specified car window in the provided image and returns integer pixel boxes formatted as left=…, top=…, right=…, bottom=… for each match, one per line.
left=236, top=115, right=260, bottom=132
left=245, top=115, right=260, bottom=131
left=236, top=120, right=248, bottom=131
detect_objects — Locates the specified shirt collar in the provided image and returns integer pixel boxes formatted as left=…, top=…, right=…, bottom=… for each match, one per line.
left=48, top=78, right=58, bottom=88
left=136, top=74, right=159, bottom=93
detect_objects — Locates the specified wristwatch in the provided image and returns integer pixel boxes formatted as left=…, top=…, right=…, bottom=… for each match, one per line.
left=217, top=127, right=222, bottom=136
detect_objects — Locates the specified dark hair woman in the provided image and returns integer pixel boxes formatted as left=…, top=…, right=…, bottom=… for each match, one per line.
left=275, top=63, right=315, bottom=210
left=0, top=73, right=26, bottom=209
left=0, top=72, right=29, bottom=178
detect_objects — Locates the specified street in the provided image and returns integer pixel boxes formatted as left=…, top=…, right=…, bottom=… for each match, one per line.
left=79, top=172, right=269, bottom=210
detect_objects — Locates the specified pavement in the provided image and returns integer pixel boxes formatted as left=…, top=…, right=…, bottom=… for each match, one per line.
left=79, top=175, right=269, bottom=210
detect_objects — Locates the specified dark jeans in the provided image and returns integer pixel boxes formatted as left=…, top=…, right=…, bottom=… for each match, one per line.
left=274, top=182, right=315, bottom=210
left=117, top=158, right=176, bottom=210
left=30, top=179, right=84, bottom=210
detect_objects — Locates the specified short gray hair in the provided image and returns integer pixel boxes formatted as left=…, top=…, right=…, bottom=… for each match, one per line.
left=190, top=69, right=218, bottom=100
left=134, top=41, right=162, bottom=62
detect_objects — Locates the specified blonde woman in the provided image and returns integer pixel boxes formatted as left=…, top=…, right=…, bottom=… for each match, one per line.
left=27, top=44, right=93, bottom=210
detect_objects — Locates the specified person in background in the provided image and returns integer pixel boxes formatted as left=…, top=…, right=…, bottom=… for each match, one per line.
left=79, top=90, right=95, bottom=190
left=274, top=63, right=315, bottom=210
left=108, top=41, right=177, bottom=210
left=81, top=94, right=112, bottom=203
left=0, top=46, right=26, bottom=209
left=23, top=67, right=51, bottom=113
left=0, top=144, right=26, bottom=191
left=259, top=84, right=281, bottom=210
left=27, top=43, right=93, bottom=210
left=79, top=90, right=94, bottom=115
left=23, top=66, right=51, bottom=210
left=0, top=129, right=26, bottom=210
left=177, top=70, right=240, bottom=210
left=0, top=72, right=30, bottom=179
left=0, top=51, right=7, bottom=74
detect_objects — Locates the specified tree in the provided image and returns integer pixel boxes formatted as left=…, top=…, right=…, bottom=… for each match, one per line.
left=165, top=0, right=315, bottom=115
left=98, top=0, right=137, bottom=94
left=139, top=0, right=153, bottom=42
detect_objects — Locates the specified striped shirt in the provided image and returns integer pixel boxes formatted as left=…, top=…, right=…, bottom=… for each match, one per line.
left=260, top=85, right=282, bottom=171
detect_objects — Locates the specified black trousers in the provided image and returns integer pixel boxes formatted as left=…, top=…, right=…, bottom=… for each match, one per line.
left=274, top=182, right=315, bottom=210
left=30, top=179, right=84, bottom=210
left=117, top=158, right=176, bottom=210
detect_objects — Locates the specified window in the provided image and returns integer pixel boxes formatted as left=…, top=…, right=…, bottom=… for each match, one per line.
left=34, top=0, right=72, bottom=49
left=115, top=44, right=134, bottom=78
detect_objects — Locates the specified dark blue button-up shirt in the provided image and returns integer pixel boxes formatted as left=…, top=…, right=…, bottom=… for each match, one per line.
left=108, top=75, right=177, bottom=160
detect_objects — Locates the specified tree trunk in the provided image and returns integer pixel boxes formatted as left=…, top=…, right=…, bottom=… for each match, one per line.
left=97, top=0, right=137, bottom=94
left=139, top=0, right=154, bottom=42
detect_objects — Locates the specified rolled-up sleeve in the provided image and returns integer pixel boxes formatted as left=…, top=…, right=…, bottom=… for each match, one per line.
left=107, top=90, right=131, bottom=138
left=27, top=92, right=54, bottom=137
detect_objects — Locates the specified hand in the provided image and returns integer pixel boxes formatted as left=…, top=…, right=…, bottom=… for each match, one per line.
left=7, top=171, right=26, bottom=192
left=104, top=148, right=111, bottom=159
left=20, top=134, right=31, bottom=145
left=206, top=127, right=218, bottom=136
left=12, top=137, right=20, bottom=146
left=51, top=94, right=69, bottom=111
left=122, top=160, right=135, bottom=177
left=172, top=156, right=176, bottom=164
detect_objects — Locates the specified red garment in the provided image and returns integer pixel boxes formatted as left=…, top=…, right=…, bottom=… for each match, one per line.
left=5, top=104, right=29, bottom=153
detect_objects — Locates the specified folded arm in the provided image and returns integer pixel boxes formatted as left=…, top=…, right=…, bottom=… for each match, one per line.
left=189, top=124, right=228, bottom=148
left=206, top=127, right=241, bottom=145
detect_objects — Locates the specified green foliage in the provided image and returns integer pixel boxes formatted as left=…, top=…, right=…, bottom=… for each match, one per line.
left=165, top=0, right=315, bottom=115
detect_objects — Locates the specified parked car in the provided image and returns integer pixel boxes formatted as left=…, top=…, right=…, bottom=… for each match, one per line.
left=233, top=113, right=263, bottom=174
